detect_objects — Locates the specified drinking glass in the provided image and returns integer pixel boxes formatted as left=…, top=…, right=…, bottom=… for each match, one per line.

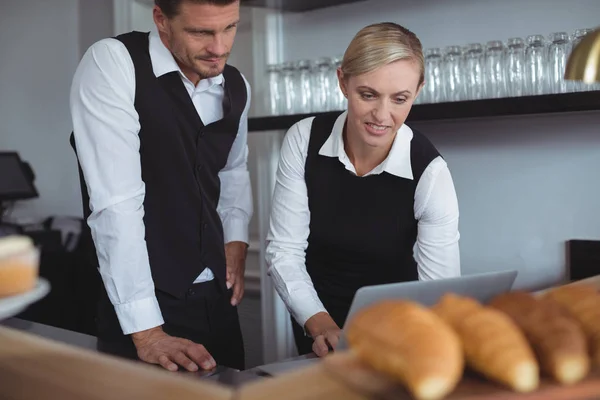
left=311, top=57, right=333, bottom=112
left=443, top=45, right=465, bottom=102
left=329, top=56, right=346, bottom=110
left=266, top=64, right=282, bottom=115
left=423, top=48, right=445, bottom=103
left=294, top=60, right=313, bottom=113
left=485, top=40, right=507, bottom=98
left=505, top=38, right=526, bottom=97
left=281, top=62, right=297, bottom=115
left=464, top=43, right=485, bottom=100
left=524, top=34, right=547, bottom=95
left=547, top=32, right=570, bottom=94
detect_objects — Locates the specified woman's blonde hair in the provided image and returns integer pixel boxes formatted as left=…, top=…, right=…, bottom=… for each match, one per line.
left=341, top=22, right=424, bottom=86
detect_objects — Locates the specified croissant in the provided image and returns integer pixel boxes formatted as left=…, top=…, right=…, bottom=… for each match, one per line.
left=433, top=293, right=539, bottom=392
left=346, top=300, right=464, bottom=400
left=489, top=291, right=589, bottom=384
left=544, top=284, right=600, bottom=365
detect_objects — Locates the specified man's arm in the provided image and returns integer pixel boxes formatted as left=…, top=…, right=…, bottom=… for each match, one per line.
left=414, top=157, right=461, bottom=280
left=70, top=39, right=163, bottom=334
left=217, top=75, right=254, bottom=306
left=70, top=39, right=215, bottom=372
left=217, top=74, right=253, bottom=245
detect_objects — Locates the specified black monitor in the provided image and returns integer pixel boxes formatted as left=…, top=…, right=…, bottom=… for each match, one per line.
left=0, top=152, right=38, bottom=201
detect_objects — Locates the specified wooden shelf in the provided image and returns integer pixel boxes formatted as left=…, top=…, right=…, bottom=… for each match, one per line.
left=240, top=0, right=366, bottom=12
left=248, top=91, right=600, bottom=132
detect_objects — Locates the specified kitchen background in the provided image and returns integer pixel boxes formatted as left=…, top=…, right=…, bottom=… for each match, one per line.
left=1, top=0, right=600, bottom=368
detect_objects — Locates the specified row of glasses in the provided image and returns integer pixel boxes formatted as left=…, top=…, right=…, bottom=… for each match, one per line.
left=416, top=28, right=597, bottom=105
left=265, top=28, right=597, bottom=114
left=266, top=57, right=346, bottom=116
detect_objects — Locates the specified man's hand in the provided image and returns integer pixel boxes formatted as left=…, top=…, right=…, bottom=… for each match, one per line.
left=304, top=312, right=342, bottom=357
left=225, top=241, right=248, bottom=306
left=131, top=326, right=216, bottom=372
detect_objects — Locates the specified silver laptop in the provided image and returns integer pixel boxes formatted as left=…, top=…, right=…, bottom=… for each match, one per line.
left=337, top=269, right=518, bottom=350
left=257, top=270, right=518, bottom=374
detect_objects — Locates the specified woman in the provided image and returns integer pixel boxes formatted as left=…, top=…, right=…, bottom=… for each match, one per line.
left=265, top=22, right=461, bottom=357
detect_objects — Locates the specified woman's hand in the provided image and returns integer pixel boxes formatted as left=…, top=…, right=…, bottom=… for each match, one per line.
left=304, top=312, right=342, bottom=357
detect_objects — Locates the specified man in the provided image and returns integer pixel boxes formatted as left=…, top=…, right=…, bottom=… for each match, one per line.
left=70, top=0, right=252, bottom=372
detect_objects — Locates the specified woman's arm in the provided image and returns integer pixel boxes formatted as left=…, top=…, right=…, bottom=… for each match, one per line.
left=414, top=157, right=461, bottom=279
left=265, top=118, right=330, bottom=329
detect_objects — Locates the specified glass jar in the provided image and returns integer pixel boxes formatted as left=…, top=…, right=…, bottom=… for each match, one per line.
left=311, top=57, right=333, bottom=112
left=280, top=62, right=296, bottom=115
left=443, top=45, right=465, bottom=102
left=524, top=34, right=547, bottom=95
left=294, top=60, right=313, bottom=114
left=464, top=43, right=485, bottom=100
left=266, top=63, right=282, bottom=116
left=423, top=48, right=444, bottom=103
left=485, top=40, right=506, bottom=98
left=505, top=38, right=526, bottom=97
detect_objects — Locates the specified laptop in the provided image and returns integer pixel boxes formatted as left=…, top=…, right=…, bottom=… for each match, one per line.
left=336, top=269, right=518, bottom=350
left=344, top=269, right=518, bottom=325
left=257, top=270, right=518, bottom=375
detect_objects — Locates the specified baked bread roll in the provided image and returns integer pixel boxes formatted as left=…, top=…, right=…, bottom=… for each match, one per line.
left=433, top=293, right=539, bottom=392
left=0, top=235, right=39, bottom=297
left=489, top=291, right=589, bottom=384
left=544, top=284, right=600, bottom=366
left=346, top=300, right=463, bottom=400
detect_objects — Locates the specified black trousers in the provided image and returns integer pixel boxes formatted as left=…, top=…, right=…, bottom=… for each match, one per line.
left=96, top=280, right=245, bottom=370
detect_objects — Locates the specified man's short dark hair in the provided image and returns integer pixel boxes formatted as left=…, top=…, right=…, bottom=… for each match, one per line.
left=155, top=0, right=239, bottom=19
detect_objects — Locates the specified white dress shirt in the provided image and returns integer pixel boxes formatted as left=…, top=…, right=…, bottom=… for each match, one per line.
left=266, top=111, right=460, bottom=327
left=70, top=31, right=253, bottom=335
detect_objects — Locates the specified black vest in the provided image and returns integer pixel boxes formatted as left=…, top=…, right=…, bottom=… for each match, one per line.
left=304, top=113, right=440, bottom=326
left=74, top=31, right=248, bottom=300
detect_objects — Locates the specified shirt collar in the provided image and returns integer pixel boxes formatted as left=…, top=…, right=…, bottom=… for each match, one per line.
left=318, top=110, right=414, bottom=180
left=148, top=31, right=224, bottom=88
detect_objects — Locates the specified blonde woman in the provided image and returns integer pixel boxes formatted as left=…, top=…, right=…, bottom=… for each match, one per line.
left=266, top=22, right=461, bottom=357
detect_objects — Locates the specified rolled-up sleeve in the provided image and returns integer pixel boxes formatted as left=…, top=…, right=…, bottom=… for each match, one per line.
left=70, top=39, right=163, bottom=335
left=217, top=75, right=253, bottom=244
left=266, top=118, right=327, bottom=327
left=414, top=156, right=461, bottom=280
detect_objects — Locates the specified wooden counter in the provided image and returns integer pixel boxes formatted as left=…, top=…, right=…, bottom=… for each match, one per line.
left=0, top=326, right=233, bottom=400
left=1, top=275, right=600, bottom=400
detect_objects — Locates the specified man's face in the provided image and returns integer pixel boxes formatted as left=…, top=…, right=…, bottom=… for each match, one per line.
left=154, top=1, right=240, bottom=83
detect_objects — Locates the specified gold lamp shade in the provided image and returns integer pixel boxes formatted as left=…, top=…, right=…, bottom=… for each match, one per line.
left=565, top=28, right=600, bottom=83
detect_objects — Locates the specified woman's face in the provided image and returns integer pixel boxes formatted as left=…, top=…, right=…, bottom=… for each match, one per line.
left=338, top=59, right=423, bottom=150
